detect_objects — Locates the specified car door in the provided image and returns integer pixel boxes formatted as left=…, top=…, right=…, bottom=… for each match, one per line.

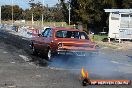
left=39, top=28, right=52, bottom=52
left=44, top=28, right=55, bottom=51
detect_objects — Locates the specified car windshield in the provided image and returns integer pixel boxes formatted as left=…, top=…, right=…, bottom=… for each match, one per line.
left=56, top=30, right=89, bottom=40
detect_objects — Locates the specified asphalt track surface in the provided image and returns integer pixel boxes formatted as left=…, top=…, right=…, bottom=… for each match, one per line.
left=0, top=29, right=132, bottom=88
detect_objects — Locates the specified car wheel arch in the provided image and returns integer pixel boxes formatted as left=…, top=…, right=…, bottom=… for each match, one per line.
left=31, top=41, right=34, bottom=48
left=47, top=46, right=51, bottom=51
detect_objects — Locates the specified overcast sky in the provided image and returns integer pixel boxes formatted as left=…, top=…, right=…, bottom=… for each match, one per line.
left=0, top=0, right=60, bottom=9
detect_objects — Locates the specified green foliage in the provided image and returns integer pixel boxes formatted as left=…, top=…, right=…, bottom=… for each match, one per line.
left=60, top=0, right=132, bottom=33
left=94, top=34, right=108, bottom=41
left=123, top=0, right=132, bottom=8
left=1, top=1, right=64, bottom=22
left=1, top=5, right=23, bottom=20
left=1, top=0, right=132, bottom=30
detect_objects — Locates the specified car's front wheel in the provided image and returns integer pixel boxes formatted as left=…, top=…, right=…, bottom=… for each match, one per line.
left=46, top=49, right=52, bottom=61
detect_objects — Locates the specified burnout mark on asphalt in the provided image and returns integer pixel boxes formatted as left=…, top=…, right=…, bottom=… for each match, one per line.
left=111, top=61, right=132, bottom=67
left=19, top=55, right=29, bottom=62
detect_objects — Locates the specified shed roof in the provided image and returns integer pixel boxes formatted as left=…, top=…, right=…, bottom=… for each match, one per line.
left=104, top=9, right=132, bottom=13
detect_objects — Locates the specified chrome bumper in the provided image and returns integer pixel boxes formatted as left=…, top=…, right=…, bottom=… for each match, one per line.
left=57, top=49, right=96, bottom=56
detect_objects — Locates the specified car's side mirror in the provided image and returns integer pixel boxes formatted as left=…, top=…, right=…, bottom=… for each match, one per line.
left=38, top=34, right=41, bottom=37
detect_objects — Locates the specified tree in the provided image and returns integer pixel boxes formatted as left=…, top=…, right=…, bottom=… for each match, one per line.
left=28, top=1, right=43, bottom=21
left=59, top=0, right=69, bottom=23
left=1, top=5, right=23, bottom=20
left=1, top=5, right=12, bottom=20
left=13, top=5, right=23, bottom=20
left=59, top=0, right=123, bottom=33
left=70, top=0, right=81, bottom=23
left=52, top=3, right=65, bottom=22
left=122, top=0, right=132, bottom=8
left=115, top=0, right=123, bottom=8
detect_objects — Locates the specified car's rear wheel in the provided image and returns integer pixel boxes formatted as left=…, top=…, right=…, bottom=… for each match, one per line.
left=46, top=49, right=52, bottom=61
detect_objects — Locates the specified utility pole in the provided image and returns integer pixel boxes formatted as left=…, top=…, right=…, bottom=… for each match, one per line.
left=28, top=0, right=34, bottom=29
left=42, top=14, right=44, bottom=27
left=68, top=1, right=71, bottom=25
left=42, top=0, right=44, bottom=28
left=0, top=5, right=1, bottom=24
left=31, top=11, right=34, bottom=29
left=12, top=0, right=14, bottom=26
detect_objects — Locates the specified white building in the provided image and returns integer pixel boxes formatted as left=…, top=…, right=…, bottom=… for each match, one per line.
left=104, top=9, right=132, bottom=41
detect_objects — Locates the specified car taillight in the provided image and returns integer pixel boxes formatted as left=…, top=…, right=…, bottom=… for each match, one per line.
left=58, top=43, right=63, bottom=47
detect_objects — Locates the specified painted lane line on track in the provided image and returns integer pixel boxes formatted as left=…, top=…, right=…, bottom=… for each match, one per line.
left=3, top=51, right=8, bottom=54
left=111, top=61, right=120, bottom=64
left=111, top=60, right=132, bottom=67
left=48, top=66, right=81, bottom=71
left=19, top=55, right=35, bottom=66
left=19, top=55, right=30, bottom=62
left=125, top=64, right=132, bottom=67
left=10, top=62, right=15, bottom=64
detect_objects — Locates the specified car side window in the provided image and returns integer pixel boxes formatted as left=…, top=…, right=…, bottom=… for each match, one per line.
left=47, top=29, right=52, bottom=37
left=80, top=32, right=89, bottom=40
left=56, top=31, right=63, bottom=38
left=42, top=28, right=51, bottom=37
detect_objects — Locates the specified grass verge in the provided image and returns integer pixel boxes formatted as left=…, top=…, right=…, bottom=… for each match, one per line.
left=92, top=34, right=120, bottom=49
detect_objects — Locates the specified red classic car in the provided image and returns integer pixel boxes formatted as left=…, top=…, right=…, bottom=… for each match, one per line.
left=30, top=27, right=96, bottom=60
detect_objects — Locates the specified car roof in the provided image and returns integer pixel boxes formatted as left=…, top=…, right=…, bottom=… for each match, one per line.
left=52, top=27, right=84, bottom=32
